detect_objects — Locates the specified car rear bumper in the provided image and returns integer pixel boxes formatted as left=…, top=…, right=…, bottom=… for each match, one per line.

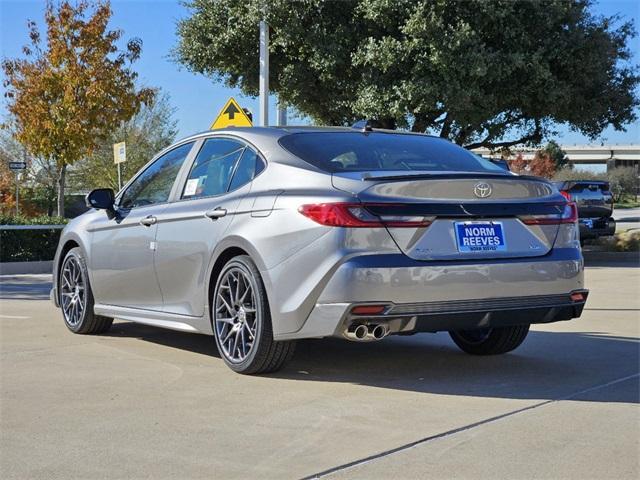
left=277, top=247, right=585, bottom=340
left=579, top=217, right=615, bottom=239
left=340, top=291, right=588, bottom=337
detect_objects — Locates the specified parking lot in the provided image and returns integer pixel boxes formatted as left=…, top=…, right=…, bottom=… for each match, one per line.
left=1, top=262, right=638, bottom=479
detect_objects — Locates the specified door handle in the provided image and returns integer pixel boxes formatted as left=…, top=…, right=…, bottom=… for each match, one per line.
left=205, top=207, right=227, bottom=220
left=139, top=215, right=157, bottom=227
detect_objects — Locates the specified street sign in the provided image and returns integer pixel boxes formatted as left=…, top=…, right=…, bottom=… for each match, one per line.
left=113, top=142, right=126, bottom=164
left=210, top=97, right=253, bottom=129
left=9, top=162, right=26, bottom=170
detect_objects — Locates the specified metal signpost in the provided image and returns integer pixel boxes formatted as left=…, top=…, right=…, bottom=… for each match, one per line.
left=113, top=142, right=126, bottom=190
left=8, top=161, right=27, bottom=215
left=259, top=20, right=269, bottom=127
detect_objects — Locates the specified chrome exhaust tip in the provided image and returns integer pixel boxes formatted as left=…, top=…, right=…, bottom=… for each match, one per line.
left=345, top=323, right=369, bottom=341
left=368, top=324, right=388, bottom=340
left=353, top=324, right=368, bottom=340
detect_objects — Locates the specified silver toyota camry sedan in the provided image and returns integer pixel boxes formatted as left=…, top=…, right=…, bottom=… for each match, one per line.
left=51, top=126, right=588, bottom=374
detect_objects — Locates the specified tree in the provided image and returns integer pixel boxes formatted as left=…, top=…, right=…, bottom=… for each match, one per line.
left=2, top=1, right=154, bottom=217
left=608, top=166, right=638, bottom=202
left=0, top=124, right=59, bottom=216
left=540, top=140, right=569, bottom=170
left=72, top=93, right=178, bottom=191
left=175, top=0, right=638, bottom=148
left=508, top=151, right=557, bottom=179
left=553, top=167, right=607, bottom=182
left=0, top=159, right=16, bottom=216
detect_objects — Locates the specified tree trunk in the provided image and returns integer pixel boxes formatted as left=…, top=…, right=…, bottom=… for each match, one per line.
left=56, top=164, right=66, bottom=218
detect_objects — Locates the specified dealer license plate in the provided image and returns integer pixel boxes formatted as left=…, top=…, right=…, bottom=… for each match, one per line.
left=455, top=222, right=506, bottom=252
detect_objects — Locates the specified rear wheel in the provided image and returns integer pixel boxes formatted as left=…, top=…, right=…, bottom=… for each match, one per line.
left=59, top=247, right=112, bottom=334
left=212, top=255, right=295, bottom=374
left=449, top=325, right=530, bottom=355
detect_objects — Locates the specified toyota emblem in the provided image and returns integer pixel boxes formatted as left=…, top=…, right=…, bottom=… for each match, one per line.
left=473, top=182, right=492, bottom=198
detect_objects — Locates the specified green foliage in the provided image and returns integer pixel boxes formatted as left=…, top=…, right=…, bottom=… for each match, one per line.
left=540, top=141, right=569, bottom=170
left=0, top=215, right=67, bottom=225
left=72, top=93, right=178, bottom=192
left=607, top=166, right=638, bottom=201
left=553, top=168, right=608, bottom=182
left=175, top=0, right=639, bottom=149
left=0, top=215, right=67, bottom=262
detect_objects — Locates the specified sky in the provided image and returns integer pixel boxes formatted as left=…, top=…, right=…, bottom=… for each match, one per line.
left=1, top=0, right=639, bottom=146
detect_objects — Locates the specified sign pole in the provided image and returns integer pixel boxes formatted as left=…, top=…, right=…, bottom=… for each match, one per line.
left=113, top=142, right=126, bottom=190
left=15, top=171, right=19, bottom=216
left=259, top=20, right=269, bottom=127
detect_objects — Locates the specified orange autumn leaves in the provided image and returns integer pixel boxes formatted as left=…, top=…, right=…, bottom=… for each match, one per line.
left=2, top=1, right=154, bottom=214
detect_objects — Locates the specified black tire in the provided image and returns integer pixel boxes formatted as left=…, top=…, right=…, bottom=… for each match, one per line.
left=212, top=255, right=295, bottom=374
left=449, top=325, right=530, bottom=355
left=59, top=247, right=113, bottom=334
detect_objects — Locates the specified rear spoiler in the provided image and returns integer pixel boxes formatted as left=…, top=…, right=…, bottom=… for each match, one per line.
left=357, top=172, right=546, bottom=183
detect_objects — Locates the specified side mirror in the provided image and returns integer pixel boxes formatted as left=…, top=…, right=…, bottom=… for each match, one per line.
left=85, top=188, right=115, bottom=211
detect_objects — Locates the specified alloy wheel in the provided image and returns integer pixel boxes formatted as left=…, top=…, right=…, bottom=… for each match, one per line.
left=214, top=267, right=258, bottom=363
left=60, top=256, right=85, bottom=327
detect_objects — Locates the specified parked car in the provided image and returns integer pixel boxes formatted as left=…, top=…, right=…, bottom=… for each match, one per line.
left=553, top=180, right=616, bottom=241
left=51, top=127, right=588, bottom=374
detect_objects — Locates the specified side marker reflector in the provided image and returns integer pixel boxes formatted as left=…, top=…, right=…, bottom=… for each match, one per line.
left=351, top=305, right=387, bottom=315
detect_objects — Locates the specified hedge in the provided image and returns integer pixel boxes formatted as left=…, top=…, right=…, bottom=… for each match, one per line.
left=0, top=216, right=68, bottom=263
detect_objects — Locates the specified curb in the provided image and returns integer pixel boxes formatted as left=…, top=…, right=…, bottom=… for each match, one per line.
left=0, top=261, right=53, bottom=275
left=583, top=250, right=639, bottom=265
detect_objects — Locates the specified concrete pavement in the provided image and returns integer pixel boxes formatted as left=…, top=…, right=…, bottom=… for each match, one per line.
left=1, top=266, right=638, bottom=479
left=614, top=207, right=640, bottom=233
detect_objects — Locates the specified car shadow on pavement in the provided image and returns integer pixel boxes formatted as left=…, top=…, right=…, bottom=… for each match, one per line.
left=106, top=321, right=638, bottom=404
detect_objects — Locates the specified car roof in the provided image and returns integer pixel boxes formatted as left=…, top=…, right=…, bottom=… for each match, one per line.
left=171, top=125, right=440, bottom=146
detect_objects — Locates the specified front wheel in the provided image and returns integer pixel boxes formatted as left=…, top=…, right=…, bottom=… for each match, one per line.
left=449, top=325, right=530, bottom=355
left=212, top=255, right=295, bottom=374
left=59, top=247, right=113, bottom=334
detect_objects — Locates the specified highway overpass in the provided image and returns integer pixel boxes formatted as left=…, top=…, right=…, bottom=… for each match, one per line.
left=473, top=144, right=640, bottom=170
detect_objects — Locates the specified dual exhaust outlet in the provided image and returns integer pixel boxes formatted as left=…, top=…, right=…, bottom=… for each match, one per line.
left=345, top=323, right=389, bottom=342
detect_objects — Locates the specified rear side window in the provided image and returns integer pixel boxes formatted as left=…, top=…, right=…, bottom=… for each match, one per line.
left=228, top=147, right=264, bottom=191
left=279, top=132, right=503, bottom=173
left=182, top=138, right=245, bottom=199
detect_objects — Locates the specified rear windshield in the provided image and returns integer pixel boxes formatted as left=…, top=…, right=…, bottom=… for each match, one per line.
left=279, top=132, right=504, bottom=173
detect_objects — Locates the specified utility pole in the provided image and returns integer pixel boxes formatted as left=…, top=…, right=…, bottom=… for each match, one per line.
left=277, top=99, right=287, bottom=126
left=259, top=21, right=269, bottom=127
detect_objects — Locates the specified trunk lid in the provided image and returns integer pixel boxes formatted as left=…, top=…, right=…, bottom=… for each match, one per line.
left=555, top=181, right=613, bottom=219
left=333, top=171, right=565, bottom=261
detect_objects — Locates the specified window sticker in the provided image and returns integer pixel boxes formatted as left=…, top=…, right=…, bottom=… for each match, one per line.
left=184, top=178, right=199, bottom=197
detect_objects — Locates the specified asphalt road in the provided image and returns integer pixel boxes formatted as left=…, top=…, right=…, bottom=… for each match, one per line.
left=1, top=265, right=638, bottom=479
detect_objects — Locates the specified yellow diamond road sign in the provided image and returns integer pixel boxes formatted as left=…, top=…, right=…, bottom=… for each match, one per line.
left=210, top=97, right=253, bottom=129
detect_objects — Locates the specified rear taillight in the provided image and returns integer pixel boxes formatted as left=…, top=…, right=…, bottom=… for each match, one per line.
left=559, top=190, right=571, bottom=201
left=520, top=202, right=578, bottom=225
left=298, top=203, right=432, bottom=228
